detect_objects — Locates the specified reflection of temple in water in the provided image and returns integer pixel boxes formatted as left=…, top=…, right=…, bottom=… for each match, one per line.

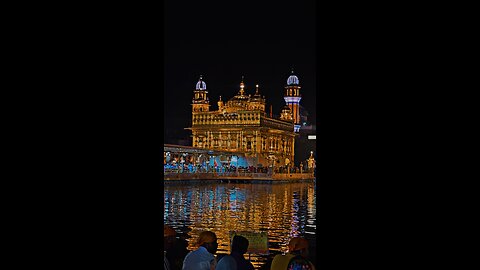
left=163, top=182, right=316, bottom=268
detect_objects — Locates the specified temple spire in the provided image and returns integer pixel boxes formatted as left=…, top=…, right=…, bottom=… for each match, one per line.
left=239, top=76, right=245, bottom=95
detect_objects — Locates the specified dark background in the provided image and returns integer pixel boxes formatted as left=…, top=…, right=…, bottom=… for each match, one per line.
left=164, top=0, right=316, bottom=144
left=13, top=1, right=461, bottom=268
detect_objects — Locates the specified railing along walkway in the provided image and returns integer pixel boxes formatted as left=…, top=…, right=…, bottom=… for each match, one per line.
left=164, top=171, right=315, bottom=181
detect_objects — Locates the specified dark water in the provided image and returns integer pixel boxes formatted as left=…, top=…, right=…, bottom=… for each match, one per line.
left=164, top=181, right=316, bottom=269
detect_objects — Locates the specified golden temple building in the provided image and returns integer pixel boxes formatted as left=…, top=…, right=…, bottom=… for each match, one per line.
left=186, top=73, right=303, bottom=167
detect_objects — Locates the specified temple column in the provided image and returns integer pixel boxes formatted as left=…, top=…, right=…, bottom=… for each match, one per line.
left=291, top=137, right=295, bottom=164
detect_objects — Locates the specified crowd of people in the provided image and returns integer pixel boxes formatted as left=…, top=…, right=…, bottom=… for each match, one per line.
left=163, top=226, right=315, bottom=270
left=164, top=164, right=271, bottom=174
left=164, top=164, right=314, bottom=175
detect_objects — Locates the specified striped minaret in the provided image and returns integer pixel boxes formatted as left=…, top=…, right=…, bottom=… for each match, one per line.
left=284, top=69, right=302, bottom=132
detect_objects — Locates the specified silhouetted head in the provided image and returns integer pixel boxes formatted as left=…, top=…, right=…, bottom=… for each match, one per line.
left=231, top=235, right=249, bottom=255
left=197, top=231, right=218, bottom=254
left=288, top=237, right=309, bottom=257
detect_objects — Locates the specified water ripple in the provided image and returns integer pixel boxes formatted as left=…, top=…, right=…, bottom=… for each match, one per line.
left=164, top=182, right=316, bottom=269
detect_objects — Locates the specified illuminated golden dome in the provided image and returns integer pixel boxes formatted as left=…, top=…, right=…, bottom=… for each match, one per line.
left=280, top=105, right=293, bottom=121
left=227, top=76, right=250, bottom=109
left=250, top=84, right=265, bottom=103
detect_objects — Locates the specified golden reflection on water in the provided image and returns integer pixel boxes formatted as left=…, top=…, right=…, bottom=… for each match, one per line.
left=164, top=182, right=316, bottom=269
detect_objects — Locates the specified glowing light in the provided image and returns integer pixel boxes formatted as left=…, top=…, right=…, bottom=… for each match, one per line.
left=287, top=75, right=299, bottom=85
left=284, top=97, right=302, bottom=103
left=196, top=80, right=207, bottom=90
left=308, top=135, right=316, bottom=140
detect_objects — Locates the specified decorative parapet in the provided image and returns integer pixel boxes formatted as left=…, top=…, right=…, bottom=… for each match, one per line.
left=260, top=116, right=295, bottom=132
left=192, top=111, right=262, bottom=127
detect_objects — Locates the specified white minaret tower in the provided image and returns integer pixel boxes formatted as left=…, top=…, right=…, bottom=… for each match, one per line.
left=192, top=75, right=210, bottom=113
left=284, top=69, right=302, bottom=132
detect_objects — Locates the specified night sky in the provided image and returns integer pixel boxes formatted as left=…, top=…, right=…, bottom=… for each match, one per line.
left=19, top=3, right=451, bottom=264
left=164, top=0, right=316, bottom=144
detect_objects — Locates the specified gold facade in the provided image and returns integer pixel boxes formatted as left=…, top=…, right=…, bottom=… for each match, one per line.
left=186, top=77, right=296, bottom=166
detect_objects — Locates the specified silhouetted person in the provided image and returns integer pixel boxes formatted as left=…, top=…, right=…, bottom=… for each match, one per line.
left=164, top=226, right=189, bottom=270
left=230, top=235, right=254, bottom=270
left=270, top=237, right=315, bottom=270
left=183, top=231, right=218, bottom=270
